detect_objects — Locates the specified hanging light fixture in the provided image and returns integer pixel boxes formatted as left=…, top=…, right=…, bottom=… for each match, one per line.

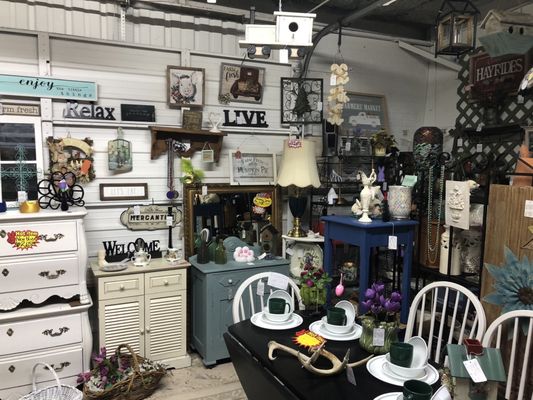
left=435, top=0, right=479, bottom=56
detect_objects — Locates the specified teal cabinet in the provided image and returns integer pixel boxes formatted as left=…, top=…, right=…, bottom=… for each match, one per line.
left=190, top=256, right=290, bottom=366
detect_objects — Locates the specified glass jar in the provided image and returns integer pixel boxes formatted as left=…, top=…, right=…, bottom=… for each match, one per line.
left=359, top=316, right=398, bottom=355
left=300, top=286, right=326, bottom=311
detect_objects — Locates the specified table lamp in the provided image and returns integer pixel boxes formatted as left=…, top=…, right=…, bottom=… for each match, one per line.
left=277, top=138, right=320, bottom=237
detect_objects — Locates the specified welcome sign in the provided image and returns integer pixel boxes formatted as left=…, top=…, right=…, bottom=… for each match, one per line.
left=0, top=74, right=97, bottom=100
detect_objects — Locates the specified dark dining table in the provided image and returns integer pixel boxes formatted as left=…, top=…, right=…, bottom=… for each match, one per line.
left=224, top=313, right=440, bottom=400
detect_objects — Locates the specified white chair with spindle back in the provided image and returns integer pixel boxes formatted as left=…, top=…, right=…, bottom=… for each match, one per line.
left=232, top=272, right=303, bottom=323
left=481, top=309, right=533, bottom=400
left=404, top=281, right=486, bottom=364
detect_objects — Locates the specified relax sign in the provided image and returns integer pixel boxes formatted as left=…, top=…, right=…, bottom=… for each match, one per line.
left=63, top=101, right=116, bottom=120
left=0, top=74, right=97, bottom=100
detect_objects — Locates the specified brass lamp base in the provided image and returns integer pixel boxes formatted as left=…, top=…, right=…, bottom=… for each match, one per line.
left=287, top=217, right=307, bottom=238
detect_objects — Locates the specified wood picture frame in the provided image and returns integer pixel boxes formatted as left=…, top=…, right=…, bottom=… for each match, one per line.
left=229, top=151, right=277, bottom=185
left=182, top=110, right=203, bottom=130
left=219, top=63, right=265, bottom=104
left=340, top=92, right=389, bottom=137
left=280, top=78, right=323, bottom=124
left=167, top=66, right=205, bottom=109
left=99, top=183, right=148, bottom=201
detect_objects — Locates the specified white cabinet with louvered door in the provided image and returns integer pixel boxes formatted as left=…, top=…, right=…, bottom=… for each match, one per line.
left=92, top=260, right=190, bottom=369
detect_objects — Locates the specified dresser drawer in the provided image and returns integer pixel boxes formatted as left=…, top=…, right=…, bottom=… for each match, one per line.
left=0, top=346, right=83, bottom=388
left=0, top=254, right=79, bottom=293
left=0, top=221, right=78, bottom=257
left=145, top=269, right=186, bottom=294
left=0, top=314, right=82, bottom=356
left=99, top=274, right=143, bottom=300
left=0, top=375, right=78, bottom=400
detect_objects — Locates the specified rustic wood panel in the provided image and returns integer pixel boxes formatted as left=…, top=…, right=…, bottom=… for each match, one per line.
left=482, top=184, right=533, bottom=324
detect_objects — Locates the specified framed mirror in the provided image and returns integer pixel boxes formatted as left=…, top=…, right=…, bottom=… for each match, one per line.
left=183, top=184, right=281, bottom=258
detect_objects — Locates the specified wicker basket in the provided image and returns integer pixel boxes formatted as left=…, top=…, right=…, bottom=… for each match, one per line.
left=83, top=344, right=166, bottom=400
left=19, top=362, right=83, bottom=400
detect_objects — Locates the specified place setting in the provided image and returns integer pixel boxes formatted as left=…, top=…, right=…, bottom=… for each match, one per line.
left=250, top=290, right=303, bottom=330
left=309, top=300, right=362, bottom=341
left=373, top=380, right=452, bottom=400
left=367, top=336, right=440, bottom=387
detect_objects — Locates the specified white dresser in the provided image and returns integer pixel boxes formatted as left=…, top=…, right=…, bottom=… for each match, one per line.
left=0, top=209, right=92, bottom=400
left=91, top=259, right=191, bottom=369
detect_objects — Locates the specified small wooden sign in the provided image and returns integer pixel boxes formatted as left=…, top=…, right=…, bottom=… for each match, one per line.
left=120, top=104, right=155, bottom=122
left=120, top=204, right=182, bottom=231
left=182, top=110, right=203, bottom=130
left=229, top=151, right=277, bottom=185
left=100, top=183, right=148, bottom=201
left=0, top=103, right=40, bottom=116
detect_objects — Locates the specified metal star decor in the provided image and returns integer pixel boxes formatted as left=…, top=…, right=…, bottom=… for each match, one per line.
left=2, top=144, right=38, bottom=192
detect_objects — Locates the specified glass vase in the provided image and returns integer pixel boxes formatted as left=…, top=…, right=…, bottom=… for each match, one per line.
left=300, top=286, right=326, bottom=314
left=359, top=317, right=399, bottom=355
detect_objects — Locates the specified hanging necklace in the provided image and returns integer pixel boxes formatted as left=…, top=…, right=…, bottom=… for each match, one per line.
left=166, top=139, right=179, bottom=200
left=426, top=164, right=445, bottom=265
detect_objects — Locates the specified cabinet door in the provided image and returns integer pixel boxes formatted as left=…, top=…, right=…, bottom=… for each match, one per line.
left=144, top=291, right=186, bottom=362
left=99, top=297, right=144, bottom=356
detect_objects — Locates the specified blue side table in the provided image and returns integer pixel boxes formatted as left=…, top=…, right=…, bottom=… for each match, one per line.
left=321, top=215, right=418, bottom=323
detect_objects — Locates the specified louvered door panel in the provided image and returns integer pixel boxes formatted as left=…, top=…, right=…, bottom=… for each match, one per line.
left=99, top=297, right=144, bottom=356
left=145, top=292, right=185, bottom=361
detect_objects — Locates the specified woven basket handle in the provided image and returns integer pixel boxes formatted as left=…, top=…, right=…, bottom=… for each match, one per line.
left=31, top=362, right=61, bottom=392
left=115, top=343, right=141, bottom=371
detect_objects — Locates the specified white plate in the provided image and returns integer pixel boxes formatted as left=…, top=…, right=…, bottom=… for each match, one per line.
left=267, top=290, right=294, bottom=314
left=100, top=263, right=128, bottom=272
left=367, top=355, right=439, bottom=387
left=373, top=393, right=402, bottom=400
left=309, top=320, right=362, bottom=341
left=261, top=312, right=292, bottom=325
left=251, top=312, right=303, bottom=330
left=382, top=360, right=428, bottom=381
left=334, top=300, right=356, bottom=324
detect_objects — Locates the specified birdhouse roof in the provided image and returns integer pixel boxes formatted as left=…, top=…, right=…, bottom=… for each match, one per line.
left=480, top=9, right=533, bottom=28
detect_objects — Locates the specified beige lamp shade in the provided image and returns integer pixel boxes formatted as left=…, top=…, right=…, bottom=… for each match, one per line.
left=277, top=139, right=320, bottom=188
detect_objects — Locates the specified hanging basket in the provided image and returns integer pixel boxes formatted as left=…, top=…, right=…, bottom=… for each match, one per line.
left=19, top=362, right=83, bottom=400
left=83, top=344, right=166, bottom=400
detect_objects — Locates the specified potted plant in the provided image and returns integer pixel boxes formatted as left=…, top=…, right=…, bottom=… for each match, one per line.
left=370, top=130, right=396, bottom=156
left=298, top=253, right=331, bottom=314
left=358, top=281, right=402, bottom=354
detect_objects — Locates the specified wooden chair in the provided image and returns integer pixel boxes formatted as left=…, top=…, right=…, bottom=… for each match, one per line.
left=481, top=310, right=533, bottom=400
left=404, top=281, right=486, bottom=364
left=232, top=272, right=303, bottom=323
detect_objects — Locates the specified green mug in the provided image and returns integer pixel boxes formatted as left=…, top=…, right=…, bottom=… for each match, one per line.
left=327, top=307, right=347, bottom=326
left=403, top=380, right=433, bottom=400
left=268, top=298, right=290, bottom=314
left=390, top=342, right=414, bottom=367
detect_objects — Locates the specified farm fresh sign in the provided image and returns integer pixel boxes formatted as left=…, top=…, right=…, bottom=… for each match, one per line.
left=0, top=74, right=97, bottom=100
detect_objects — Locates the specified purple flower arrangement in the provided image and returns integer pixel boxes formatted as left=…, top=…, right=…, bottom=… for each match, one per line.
left=361, top=281, right=402, bottom=321
left=298, top=252, right=332, bottom=290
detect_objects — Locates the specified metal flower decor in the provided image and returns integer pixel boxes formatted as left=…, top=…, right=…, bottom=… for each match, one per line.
left=483, top=247, right=533, bottom=333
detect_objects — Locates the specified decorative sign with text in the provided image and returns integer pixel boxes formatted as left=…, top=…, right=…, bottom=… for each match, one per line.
left=64, top=101, right=116, bottom=120
left=223, top=109, right=268, bottom=128
left=99, top=183, right=148, bottom=201
left=102, top=238, right=162, bottom=262
left=120, top=104, right=155, bottom=122
left=0, top=103, right=40, bottom=116
left=120, top=205, right=182, bottom=231
left=0, top=74, right=97, bottom=100
left=229, top=151, right=277, bottom=185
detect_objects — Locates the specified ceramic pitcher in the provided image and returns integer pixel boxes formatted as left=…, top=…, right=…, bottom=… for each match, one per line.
left=388, top=185, right=412, bottom=219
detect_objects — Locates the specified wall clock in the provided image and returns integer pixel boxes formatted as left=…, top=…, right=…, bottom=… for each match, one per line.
left=281, top=78, right=323, bottom=124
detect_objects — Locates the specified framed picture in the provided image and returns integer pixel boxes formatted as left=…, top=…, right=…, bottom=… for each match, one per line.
left=219, top=63, right=265, bottom=104
left=167, top=66, right=205, bottom=109
left=99, top=183, right=148, bottom=201
left=340, top=92, right=389, bottom=136
left=281, top=78, right=323, bottom=124
left=182, top=110, right=202, bottom=130
left=229, top=151, right=277, bottom=185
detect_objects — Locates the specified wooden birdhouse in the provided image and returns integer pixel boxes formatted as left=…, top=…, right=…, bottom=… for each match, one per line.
left=259, top=223, right=279, bottom=256
left=479, top=10, right=533, bottom=57
left=446, top=344, right=506, bottom=400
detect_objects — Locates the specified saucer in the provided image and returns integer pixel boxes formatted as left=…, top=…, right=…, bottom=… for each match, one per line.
left=367, top=355, right=439, bottom=387
left=262, top=312, right=292, bottom=325
left=308, top=320, right=362, bottom=341
left=373, top=393, right=402, bottom=400
left=251, top=312, right=303, bottom=330
left=382, top=360, right=428, bottom=381
left=100, top=263, right=128, bottom=272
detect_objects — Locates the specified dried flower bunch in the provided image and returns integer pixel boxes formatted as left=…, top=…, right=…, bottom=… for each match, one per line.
left=361, top=281, right=402, bottom=321
left=326, top=63, right=350, bottom=126
left=299, top=252, right=332, bottom=290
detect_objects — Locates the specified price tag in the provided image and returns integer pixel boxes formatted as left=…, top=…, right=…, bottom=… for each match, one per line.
left=476, top=143, right=483, bottom=153
left=330, top=73, right=337, bottom=86
left=346, top=366, right=357, bottom=387
left=202, top=185, right=208, bottom=196
left=382, top=182, right=388, bottom=191
left=372, top=328, right=385, bottom=346
left=267, top=273, right=289, bottom=290
left=463, top=359, right=487, bottom=383
left=345, top=141, right=351, bottom=152
left=401, top=175, right=418, bottom=187
left=525, top=200, right=533, bottom=218
left=133, top=205, right=141, bottom=215
left=457, top=138, right=463, bottom=147
left=166, top=216, right=173, bottom=226
left=388, top=235, right=398, bottom=250
left=317, top=101, right=323, bottom=110
left=256, top=281, right=265, bottom=296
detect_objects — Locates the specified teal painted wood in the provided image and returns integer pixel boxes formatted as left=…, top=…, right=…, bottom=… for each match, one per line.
left=190, top=256, right=290, bottom=366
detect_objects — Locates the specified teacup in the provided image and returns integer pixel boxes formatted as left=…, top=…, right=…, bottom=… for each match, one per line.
left=327, top=307, right=347, bottom=326
left=403, top=380, right=432, bottom=400
left=132, top=250, right=151, bottom=266
left=390, top=342, right=414, bottom=368
left=166, top=248, right=182, bottom=263
left=268, top=298, right=290, bottom=314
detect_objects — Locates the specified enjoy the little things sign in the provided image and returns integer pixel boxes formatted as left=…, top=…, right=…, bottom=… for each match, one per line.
left=0, top=74, right=97, bottom=100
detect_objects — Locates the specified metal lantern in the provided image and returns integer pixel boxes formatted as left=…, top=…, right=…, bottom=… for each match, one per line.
left=435, top=0, right=479, bottom=56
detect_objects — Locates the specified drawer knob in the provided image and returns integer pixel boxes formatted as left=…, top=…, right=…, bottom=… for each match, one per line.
left=120, top=284, right=125, bottom=291
left=42, top=327, right=70, bottom=337
left=228, top=279, right=233, bottom=284
left=1, top=268, right=9, bottom=277
left=39, top=270, right=66, bottom=279
left=8, top=365, right=15, bottom=373
left=164, top=280, right=169, bottom=286
left=6, top=328, right=13, bottom=337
